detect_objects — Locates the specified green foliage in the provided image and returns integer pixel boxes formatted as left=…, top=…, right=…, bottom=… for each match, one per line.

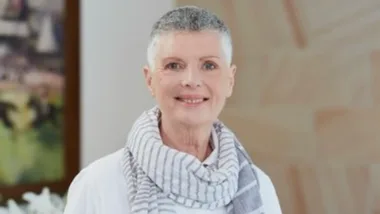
left=0, top=90, right=65, bottom=186
left=37, top=112, right=64, bottom=148
left=0, top=122, right=40, bottom=185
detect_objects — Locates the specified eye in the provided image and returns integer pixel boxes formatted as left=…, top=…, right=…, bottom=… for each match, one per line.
left=165, top=62, right=182, bottom=71
left=202, top=62, right=217, bottom=70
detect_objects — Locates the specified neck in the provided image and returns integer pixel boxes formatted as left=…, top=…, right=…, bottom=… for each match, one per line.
left=159, top=115, right=213, bottom=162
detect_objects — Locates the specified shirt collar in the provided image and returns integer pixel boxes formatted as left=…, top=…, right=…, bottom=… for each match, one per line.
left=202, top=127, right=219, bottom=166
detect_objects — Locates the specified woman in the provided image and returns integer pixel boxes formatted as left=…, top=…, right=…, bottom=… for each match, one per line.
left=64, top=5, right=282, bottom=214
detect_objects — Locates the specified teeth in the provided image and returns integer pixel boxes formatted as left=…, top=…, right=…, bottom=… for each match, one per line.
left=182, top=99, right=203, bottom=104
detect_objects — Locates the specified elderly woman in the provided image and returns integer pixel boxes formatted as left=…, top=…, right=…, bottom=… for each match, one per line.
left=64, top=5, right=282, bottom=214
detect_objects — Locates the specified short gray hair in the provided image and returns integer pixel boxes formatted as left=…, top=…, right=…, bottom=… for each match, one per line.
left=146, top=5, right=233, bottom=69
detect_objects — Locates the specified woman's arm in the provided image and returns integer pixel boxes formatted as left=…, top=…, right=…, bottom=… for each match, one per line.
left=63, top=168, right=99, bottom=214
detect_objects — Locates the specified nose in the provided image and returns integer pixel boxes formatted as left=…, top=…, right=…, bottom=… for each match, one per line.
left=180, top=69, right=202, bottom=88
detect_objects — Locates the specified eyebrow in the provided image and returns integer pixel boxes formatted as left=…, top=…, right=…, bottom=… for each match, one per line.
left=200, top=56, right=220, bottom=60
left=161, top=56, right=220, bottom=62
left=161, top=57, right=183, bottom=62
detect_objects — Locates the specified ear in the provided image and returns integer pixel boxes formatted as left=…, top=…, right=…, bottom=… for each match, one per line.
left=143, top=65, right=154, bottom=96
left=226, top=64, right=236, bottom=98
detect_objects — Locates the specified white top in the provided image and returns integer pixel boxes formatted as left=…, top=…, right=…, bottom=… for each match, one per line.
left=64, top=145, right=282, bottom=214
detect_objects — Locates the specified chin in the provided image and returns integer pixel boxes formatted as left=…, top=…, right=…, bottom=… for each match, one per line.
left=175, top=112, right=213, bottom=127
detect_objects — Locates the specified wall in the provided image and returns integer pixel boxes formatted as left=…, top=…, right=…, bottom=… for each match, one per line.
left=80, top=0, right=174, bottom=167
left=175, top=0, right=380, bottom=213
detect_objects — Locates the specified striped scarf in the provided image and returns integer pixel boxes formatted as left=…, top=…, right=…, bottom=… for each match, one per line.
left=122, top=106, right=265, bottom=214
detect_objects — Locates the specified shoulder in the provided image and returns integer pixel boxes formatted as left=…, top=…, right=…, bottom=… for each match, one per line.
left=252, top=164, right=283, bottom=214
left=71, top=148, right=124, bottom=186
left=64, top=149, right=127, bottom=214
left=81, top=149, right=124, bottom=177
left=251, top=164, right=271, bottom=187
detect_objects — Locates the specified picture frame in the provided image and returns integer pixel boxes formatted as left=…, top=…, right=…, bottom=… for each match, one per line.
left=0, top=0, right=80, bottom=204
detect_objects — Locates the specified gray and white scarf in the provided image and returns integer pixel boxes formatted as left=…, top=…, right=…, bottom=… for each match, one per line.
left=122, top=106, right=265, bottom=214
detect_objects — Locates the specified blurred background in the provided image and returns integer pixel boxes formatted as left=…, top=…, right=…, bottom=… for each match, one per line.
left=0, top=0, right=379, bottom=213
left=0, top=0, right=64, bottom=186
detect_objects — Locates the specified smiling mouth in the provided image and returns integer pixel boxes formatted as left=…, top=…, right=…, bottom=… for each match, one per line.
left=174, top=97, right=209, bottom=104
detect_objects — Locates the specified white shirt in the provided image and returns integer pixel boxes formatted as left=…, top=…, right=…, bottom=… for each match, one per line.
left=64, top=146, right=282, bottom=214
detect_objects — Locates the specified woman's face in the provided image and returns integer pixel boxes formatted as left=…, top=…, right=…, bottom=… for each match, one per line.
left=144, top=31, right=236, bottom=127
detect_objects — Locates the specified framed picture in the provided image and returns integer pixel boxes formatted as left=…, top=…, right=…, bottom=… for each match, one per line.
left=0, top=0, right=80, bottom=204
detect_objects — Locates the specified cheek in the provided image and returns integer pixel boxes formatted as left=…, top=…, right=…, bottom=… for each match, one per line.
left=223, top=77, right=234, bottom=97
left=225, top=83, right=233, bottom=97
left=151, top=76, right=164, bottom=91
left=152, top=77, right=174, bottom=98
left=211, top=78, right=231, bottom=98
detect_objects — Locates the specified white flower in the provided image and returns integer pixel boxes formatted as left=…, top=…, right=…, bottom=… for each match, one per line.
left=0, top=187, right=65, bottom=214
left=3, top=199, right=25, bottom=214
left=0, top=206, right=9, bottom=214
left=22, top=187, right=64, bottom=214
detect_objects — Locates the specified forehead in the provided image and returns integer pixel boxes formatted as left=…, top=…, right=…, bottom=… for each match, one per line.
left=154, top=31, right=225, bottom=60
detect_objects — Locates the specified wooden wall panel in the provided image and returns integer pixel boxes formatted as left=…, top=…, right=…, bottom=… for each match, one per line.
left=175, top=0, right=380, bottom=213
left=372, top=51, right=380, bottom=106
left=315, top=108, right=380, bottom=164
